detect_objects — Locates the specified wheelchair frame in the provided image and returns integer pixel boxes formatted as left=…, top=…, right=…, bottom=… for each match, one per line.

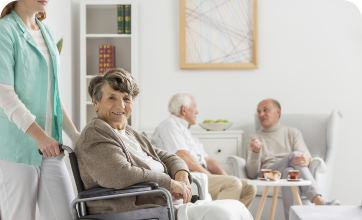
left=60, top=145, right=204, bottom=220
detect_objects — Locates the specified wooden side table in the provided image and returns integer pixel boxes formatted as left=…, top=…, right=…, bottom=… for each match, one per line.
left=247, top=179, right=312, bottom=220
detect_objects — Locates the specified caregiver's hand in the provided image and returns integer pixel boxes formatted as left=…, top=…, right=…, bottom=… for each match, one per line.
left=27, top=121, right=63, bottom=157
left=37, top=135, right=62, bottom=157
left=71, top=131, right=81, bottom=144
left=170, top=179, right=192, bottom=204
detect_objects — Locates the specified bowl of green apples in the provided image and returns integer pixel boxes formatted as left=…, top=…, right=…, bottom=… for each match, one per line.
left=199, top=120, right=233, bottom=131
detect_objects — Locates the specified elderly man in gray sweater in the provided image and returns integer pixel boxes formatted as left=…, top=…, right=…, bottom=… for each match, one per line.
left=246, top=99, right=340, bottom=220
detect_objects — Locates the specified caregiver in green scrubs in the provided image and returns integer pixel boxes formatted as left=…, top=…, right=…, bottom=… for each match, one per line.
left=0, top=1, right=79, bottom=219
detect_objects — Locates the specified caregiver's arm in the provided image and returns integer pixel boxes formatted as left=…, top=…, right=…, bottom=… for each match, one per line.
left=61, top=99, right=80, bottom=144
left=0, top=83, right=35, bottom=132
left=0, top=83, right=60, bottom=158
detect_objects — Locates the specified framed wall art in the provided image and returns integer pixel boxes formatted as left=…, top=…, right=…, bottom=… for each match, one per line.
left=180, top=0, right=258, bottom=69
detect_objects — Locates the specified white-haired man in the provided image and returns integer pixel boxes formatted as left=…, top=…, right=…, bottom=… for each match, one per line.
left=151, top=93, right=256, bottom=209
left=246, top=99, right=340, bottom=220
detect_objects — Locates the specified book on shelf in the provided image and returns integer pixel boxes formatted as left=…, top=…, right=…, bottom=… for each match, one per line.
left=99, top=45, right=105, bottom=75
left=125, top=5, right=131, bottom=34
left=99, top=45, right=115, bottom=75
left=105, top=45, right=115, bottom=72
left=117, top=5, right=125, bottom=34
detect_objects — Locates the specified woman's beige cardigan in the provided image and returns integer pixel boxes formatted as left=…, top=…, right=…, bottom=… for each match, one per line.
left=74, top=118, right=191, bottom=215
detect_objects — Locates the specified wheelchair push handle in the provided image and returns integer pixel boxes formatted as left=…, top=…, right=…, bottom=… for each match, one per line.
left=38, top=144, right=64, bottom=155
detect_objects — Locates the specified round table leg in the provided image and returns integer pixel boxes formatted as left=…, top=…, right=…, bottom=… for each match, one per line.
left=269, top=186, right=279, bottom=220
left=291, top=186, right=302, bottom=205
left=255, top=186, right=270, bottom=220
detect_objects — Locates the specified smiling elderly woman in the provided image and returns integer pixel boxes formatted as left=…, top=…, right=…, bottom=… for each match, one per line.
left=74, top=68, right=253, bottom=220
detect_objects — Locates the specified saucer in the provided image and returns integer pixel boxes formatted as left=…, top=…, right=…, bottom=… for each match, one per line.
left=287, top=179, right=301, bottom=181
left=258, top=177, right=267, bottom=181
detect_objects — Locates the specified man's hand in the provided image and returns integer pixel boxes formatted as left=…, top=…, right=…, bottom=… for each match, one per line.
left=250, top=138, right=262, bottom=153
left=170, top=179, right=192, bottom=204
left=292, top=153, right=310, bottom=167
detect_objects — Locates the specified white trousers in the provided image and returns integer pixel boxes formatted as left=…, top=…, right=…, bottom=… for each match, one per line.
left=0, top=156, right=74, bottom=220
left=177, top=199, right=254, bottom=220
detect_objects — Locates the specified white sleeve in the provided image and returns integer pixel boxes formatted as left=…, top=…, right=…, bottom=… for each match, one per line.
left=0, top=83, right=36, bottom=132
left=201, top=145, right=209, bottom=157
left=157, top=122, right=189, bottom=154
left=194, top=137, right=209, bottom=157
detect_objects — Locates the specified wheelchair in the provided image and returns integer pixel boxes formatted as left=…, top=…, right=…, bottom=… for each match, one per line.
left=50, top=144, right=204, bottom=220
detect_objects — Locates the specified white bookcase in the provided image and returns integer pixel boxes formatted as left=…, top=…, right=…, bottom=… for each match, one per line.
left=80, top=0, right=139, bottom=131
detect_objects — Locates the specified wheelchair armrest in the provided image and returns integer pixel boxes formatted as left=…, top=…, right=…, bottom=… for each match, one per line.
left=226, top=155, right=248, bottom=179
left=309, top=157, right=327, bottom=176
left=78, top=182, right=159, bottom=199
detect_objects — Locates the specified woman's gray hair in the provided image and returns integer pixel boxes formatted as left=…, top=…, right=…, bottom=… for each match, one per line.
left=168, top=93, right=194, bottom=116
left=88, top=68, right=139, bottom=103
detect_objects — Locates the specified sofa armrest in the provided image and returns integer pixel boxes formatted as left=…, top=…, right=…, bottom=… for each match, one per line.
left=226, top=155, right=248, bottom=179
left=190, top=172, right=212, bottom=201
left=309, top=157, right=328, bottom=176
left=78, top=182, right=159, bottom=199
left=191, top=177, right=204, bottom=200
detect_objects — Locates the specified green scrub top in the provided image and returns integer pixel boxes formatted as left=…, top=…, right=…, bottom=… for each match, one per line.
left=0, top=10, right=63, bottom=166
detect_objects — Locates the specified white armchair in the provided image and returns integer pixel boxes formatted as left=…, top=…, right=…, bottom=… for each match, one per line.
left=190, top=172, right=213, bottom=201
left=227, top=110, right=342, bottom=220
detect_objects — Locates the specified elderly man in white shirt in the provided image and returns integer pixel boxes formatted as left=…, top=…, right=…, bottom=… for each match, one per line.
left=151, top=93, right=256, bottom=209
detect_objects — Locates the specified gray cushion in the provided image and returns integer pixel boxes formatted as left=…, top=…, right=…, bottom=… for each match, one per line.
left=290, top=206, right=362, bottom=220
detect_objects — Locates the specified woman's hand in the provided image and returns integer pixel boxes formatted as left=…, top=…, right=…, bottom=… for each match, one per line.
left=174, top=170, right=192, bottom=194
left=37, top=135, right=62, bottom=157
left=26, top=121, right=63, bottom=157
left=71, top=131, right=81, bottom=144
left=170, top=179, right=192, bottom=204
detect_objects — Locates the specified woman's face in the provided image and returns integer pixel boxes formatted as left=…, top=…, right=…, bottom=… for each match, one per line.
left=93, top=83, right=133, bottom=130
left=18, top=0, right=48, bottom=13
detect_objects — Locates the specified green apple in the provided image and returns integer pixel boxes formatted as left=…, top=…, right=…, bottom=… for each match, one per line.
left=223, top=120, right=229, bottom=123
left=215, top=120, right=225, bottom=123
left=203, top=120, right=214, bottom=123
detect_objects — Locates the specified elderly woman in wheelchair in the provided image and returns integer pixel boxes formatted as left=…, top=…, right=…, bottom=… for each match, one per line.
left=74, top=68, right=253, bottom=220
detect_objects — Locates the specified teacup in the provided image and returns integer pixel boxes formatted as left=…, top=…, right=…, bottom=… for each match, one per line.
left=288, top=170, right=300, bottom=180
left=261, top=169, right=272, bottom=179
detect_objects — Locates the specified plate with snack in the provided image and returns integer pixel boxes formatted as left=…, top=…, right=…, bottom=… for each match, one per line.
left=264, top=171, right=281, bottom=181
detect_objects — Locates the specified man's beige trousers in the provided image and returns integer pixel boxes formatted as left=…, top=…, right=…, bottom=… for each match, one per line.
left=207, top=174, right=256, bottom=209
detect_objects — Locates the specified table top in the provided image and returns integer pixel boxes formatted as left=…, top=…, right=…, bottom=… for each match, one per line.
left=247, top=179, right=312, bottom=186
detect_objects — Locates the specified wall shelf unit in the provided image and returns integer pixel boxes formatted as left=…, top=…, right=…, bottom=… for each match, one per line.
left=80, top=0, right=139, bottom=131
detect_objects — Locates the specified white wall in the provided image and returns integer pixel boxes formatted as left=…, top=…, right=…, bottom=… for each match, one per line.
left=2, top=0, right=362, bottom=214
left=135, top=0, right=362, bottom=205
